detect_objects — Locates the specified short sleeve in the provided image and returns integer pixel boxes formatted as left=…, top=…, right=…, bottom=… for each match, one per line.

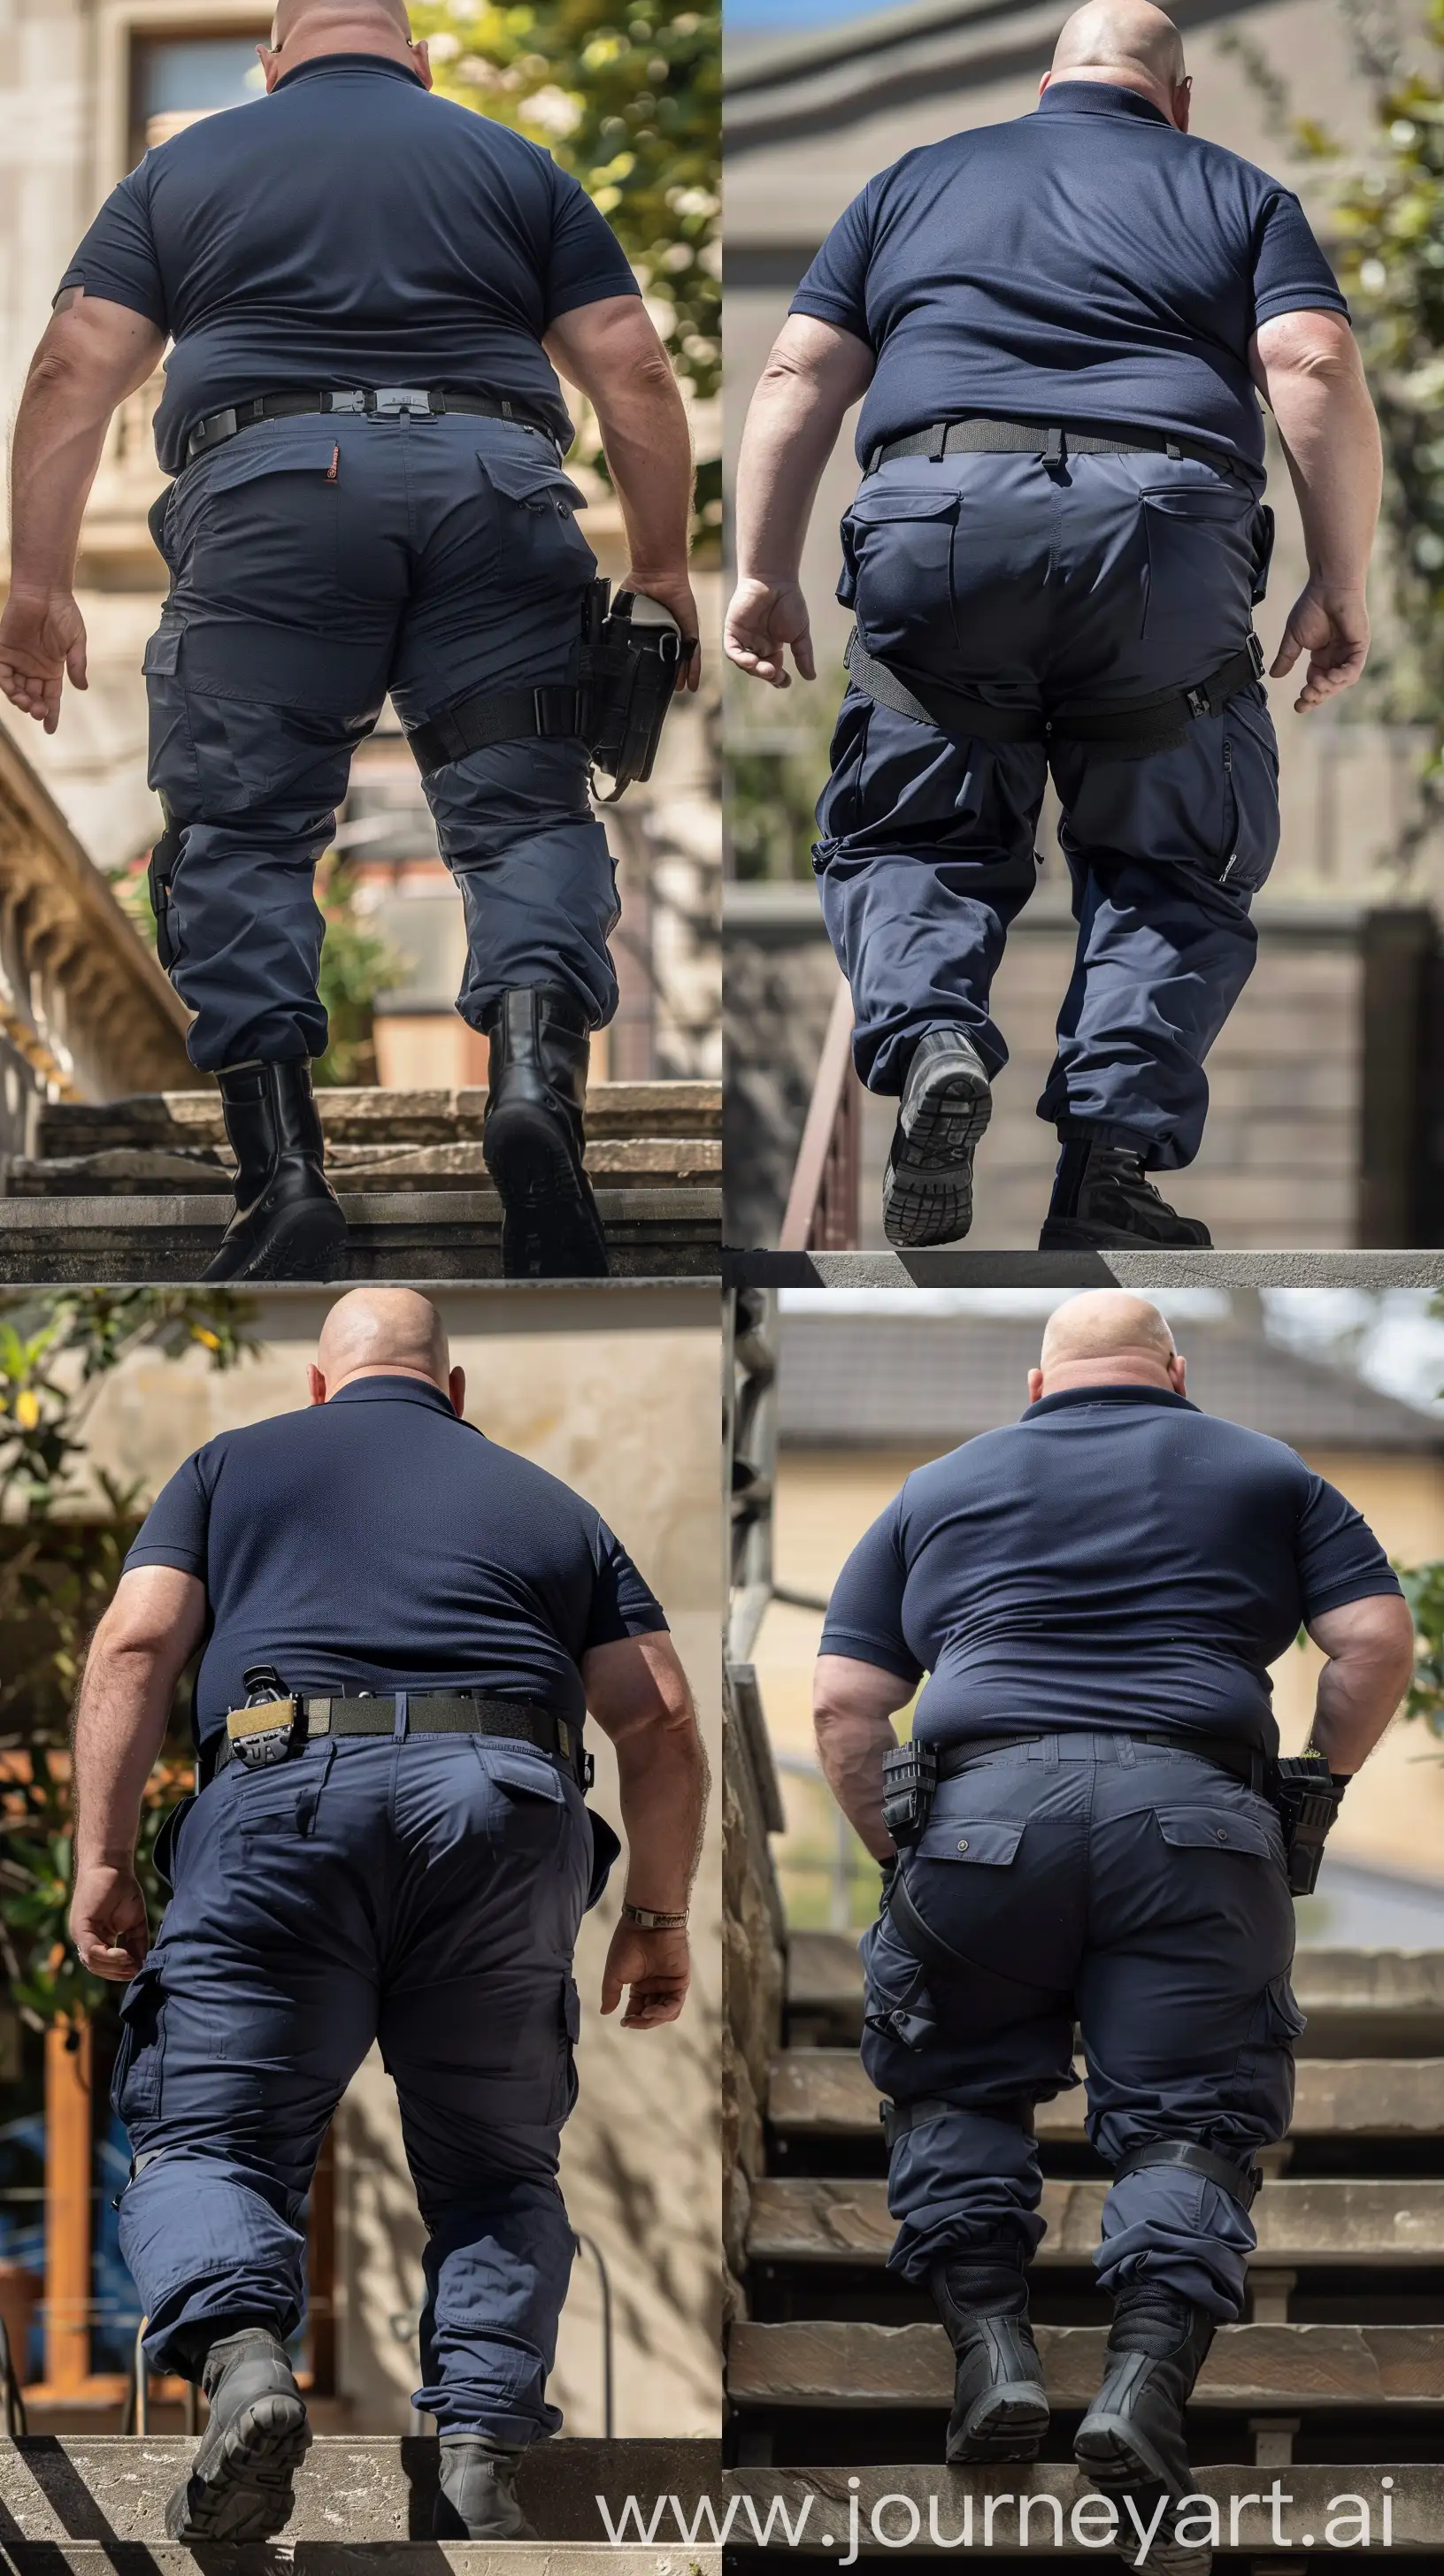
left=1250, top=186, right=1349, bottom=332
left=124, top=1452, right=211, bottom=1582
left=819, top=1493, right=923, bottom=1684
left=790, top=180, right=878, bottom=345
left=56, top=166, right=168, bottom=331
left=1295, top=1470, right=1402, bottom=1619
left=583, top=1516, right=669, bottom=1650
left=543, top=165, right=641, bottom=324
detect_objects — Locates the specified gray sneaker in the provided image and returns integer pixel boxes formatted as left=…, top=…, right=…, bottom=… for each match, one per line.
left=434, top=2433, right=538, bottom=2539
left=164, top=2325, right=311, bottom=2542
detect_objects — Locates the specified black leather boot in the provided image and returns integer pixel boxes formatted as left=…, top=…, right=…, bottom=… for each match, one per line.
left=881, top=1029, right=993, bottom=1248
left=204, top=1059, right=347, bottom=1282
left=433, top=2434, right=537, bottom=2539
left=1074, top=2285, right=1216, bottom=2573
left=1038, top=1138, right=1211, bottom=1251
left=481, top=986, right=609, bottom=1278
left=930, top=2250, right=1049, bottom=2464
left=165, top=2324, right=311, bottom=2542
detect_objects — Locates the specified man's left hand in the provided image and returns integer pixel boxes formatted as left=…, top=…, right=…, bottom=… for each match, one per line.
left=0, top=587, right=88, bottom=732
left=600, top=1920, right=690, bottom=2026
left=70, top=1860, right=149, bottom=1980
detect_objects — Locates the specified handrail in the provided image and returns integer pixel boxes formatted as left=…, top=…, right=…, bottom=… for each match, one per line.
left=0, top=2313, right=28, bottom=2437
left=122, top=2319, right=198, bottom=2434
left=780, top=974, right=861, bottom=1251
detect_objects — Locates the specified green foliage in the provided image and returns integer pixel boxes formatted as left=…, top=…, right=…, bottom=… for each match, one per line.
left=0, top=1294, right=260, bottom=2028
left=725, top=670, right=842, bottom=882
left=411, top=0, right=719, bottom=540
left=1395, top=1556, right=1444, bottom=1736
left=312, top=858, right=411, bottom=1088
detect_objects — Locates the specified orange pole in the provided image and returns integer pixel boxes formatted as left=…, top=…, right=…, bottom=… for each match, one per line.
left=43, top=2018, right=92, bottom=2390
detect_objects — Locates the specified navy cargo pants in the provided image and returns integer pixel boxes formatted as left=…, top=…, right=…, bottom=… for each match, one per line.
left=862, top=1736, right=1302, bottom=2319
left=816, top=450, right=1281, bottom=1169
left=114, top=1735, right=603, bottom=2439
left=145, top=411, right=617, bottom=1072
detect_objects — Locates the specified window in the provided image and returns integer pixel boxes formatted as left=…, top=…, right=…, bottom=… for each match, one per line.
left=130, top=34, right=267, bottom=162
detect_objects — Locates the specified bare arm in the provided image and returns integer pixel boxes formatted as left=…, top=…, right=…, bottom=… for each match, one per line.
left=545, top=295, right=700, bottom=689
left=1250, top=308, right=1382, bottom=714
left=68, top=1566, right=207, bottom=1980
left=582, top=1629, right=710, bottom=2029
left=1303, top=1591, right=1417, bottom=1775
left=813, top=1651, right=916, bottom=1863
left=726, top=315, right=876, bottom=690
left=1, top=290, right=166, bottom=732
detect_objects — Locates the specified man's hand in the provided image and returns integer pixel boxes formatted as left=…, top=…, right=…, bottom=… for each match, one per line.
left=70, top=1859, right=149, bottom=1980
left=622, top=565, right=702, bottom=694
left=0, top=587, right=88, bottom=731
left=1270, top=582, right=1371, bottom=711
left=725, top=576, right=816, bottom=688
left=600, top=1920, right=691, bottom=2027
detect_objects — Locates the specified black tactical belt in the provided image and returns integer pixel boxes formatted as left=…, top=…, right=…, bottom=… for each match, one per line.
left=186, top=387, right=557, bottom=464
left=845, top=626, right=1265, bottom=761
left=209, top=1690, right=590, bottom=1790
left=933, top=1728, right=1271, bottom=1796
left=866, top=415, right=1239, bottom=475
left=408, top=683, right=589, bottom=778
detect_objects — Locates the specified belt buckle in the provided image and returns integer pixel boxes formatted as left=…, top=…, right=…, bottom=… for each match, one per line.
left=191, top=407, right=237, bottom=457
left=372, top=387, right=432, bottom=418
left=326, top=390, right=366, bottom=416
left=226, top=1697, right=300, bottom=1770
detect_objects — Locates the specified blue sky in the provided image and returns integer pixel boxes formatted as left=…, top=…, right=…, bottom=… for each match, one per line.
left=727, top=0, right=906, bottom=30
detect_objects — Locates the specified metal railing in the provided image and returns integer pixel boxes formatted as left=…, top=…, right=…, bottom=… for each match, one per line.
left=780, top=976, right=862, bottom=1253
left=120, top=2319, right=199, bottom=2435
left=0, top=2315, right=27, bottom=2437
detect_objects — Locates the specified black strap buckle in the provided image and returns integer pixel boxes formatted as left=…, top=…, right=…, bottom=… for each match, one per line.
left=325, top=390, right=367, bottom=416
left=1184, top=681, right=1212, bottom=721
left=1248, top=629, right=1266, bottom=677
left=190, top=407, right=237, bottom=456
left=371, top=387, right=433, bottom=418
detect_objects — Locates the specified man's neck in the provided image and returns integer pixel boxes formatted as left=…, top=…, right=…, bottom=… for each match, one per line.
left=276, top=34, right=415, bottom=75
left=1047, top=67, right=1178, bottom=124
left=327, top=1363, right=446, bottom=1395
left=1037, top=1361, right=1178, bottom=1397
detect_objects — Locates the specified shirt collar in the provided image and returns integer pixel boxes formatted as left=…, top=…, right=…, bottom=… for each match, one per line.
left=1023, top=1384, right=1199, bottom=1420
left=327, top=1374, right=463, bottom=1418
left=1036, top=80, right=1171, bottom=127
left=275, top=52, right=425, bottom=92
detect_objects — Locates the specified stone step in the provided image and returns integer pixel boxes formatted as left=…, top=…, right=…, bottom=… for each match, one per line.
left=0, top=1191, right=722, bottom=1284
left=728, top=2319, right=1444, bottom=2411
left=768, top=2051, right=1444, bottom=2139
left=0, top=2435, right=719, bottom=2549
left=747, top=2176, right=1444, bottom=2269
left=784, top=1935, right=1444, bottom=2056
left=35, top=1083, right=720, bottom=1154
left=4, top=1137, right=721, bottom=1197
left=720, top=2464, right=1431, bottom=2551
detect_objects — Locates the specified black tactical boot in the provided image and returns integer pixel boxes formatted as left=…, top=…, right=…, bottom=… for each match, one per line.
left=433, top=2434, right=537, bottom=2539
left=881, top=1029, right=993, bottom=1248
left=481, top=985, right=609, bottom=1278
left=165, top=2324, right=311, bottom=2542
left=1038, top=1138, right=1211, bottom=1251
left=1074, top=2285, right=1216, bottom=2574
left=204, top=1059, right=347, bottom=1282
left=931, top=2250, right=1049, bottom=2464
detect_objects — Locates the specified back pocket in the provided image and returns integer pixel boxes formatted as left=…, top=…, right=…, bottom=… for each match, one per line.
left=1141, top=479, right=1257, bottom=646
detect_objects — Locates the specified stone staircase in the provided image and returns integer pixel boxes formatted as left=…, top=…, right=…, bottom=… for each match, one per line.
left=724, top=1934, right=1444, bottom=2560
left=0, top=2434, right=724, bottom=2572
left=0, top=1085, right=721, bottom=1281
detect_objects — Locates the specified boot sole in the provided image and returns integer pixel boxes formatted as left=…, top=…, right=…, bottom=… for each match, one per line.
left=165, top=2392, right=311, bottom=2542
left=203, top=1199, right=348, bottom=1284
left=882, top=1063, right=993, bottom=1249
left=1037, top=1217, right=1212, bottom=1254
left=484, top=1101, right=610, bottom=1280
left=946, top=2385, right=1050, bottom=2465
left=1073, top=2419, right=1212, bottom=2574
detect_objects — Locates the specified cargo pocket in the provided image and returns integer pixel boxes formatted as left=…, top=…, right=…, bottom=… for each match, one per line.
left=555, top=1974, right=583, bottom=2122
left=1141, top=478, right=1257, bottom=646
left=480, top=447, right=596, bottom=584
left=1217, top=682, right=1280, bottom=897
left=142, top=618, right=201, bottom=816
left=169, top=421, right=342, bottom=602
left=840, top=483, right=960, bottom=662
left=111, top=1960, right=166, bottom=2123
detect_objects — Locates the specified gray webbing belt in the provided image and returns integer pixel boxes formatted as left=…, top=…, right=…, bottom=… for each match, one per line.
left=844, top=627, right=1266, bottom=760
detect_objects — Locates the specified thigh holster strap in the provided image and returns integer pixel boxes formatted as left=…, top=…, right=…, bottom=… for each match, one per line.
left=881, top=2093, right=1036, bottom=2150
left=1113, top=2138, right=1263, bottom=2209
left=407, top=683, right=588, bottom=778
left=845, top=626, right=1264, bottom=759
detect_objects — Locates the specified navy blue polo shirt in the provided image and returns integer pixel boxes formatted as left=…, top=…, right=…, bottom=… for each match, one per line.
left=819, top=1385, right=1400, bottom=1755
left=58, top=53, right=639, bottom=474
left=125, top=1374, right=666, bottom=1749
left=792, top=82, right=1348, bottom=472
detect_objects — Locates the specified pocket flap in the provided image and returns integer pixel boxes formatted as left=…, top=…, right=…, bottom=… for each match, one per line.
left=848, top=484, right=960, bottom=526
left=1156, top=1806, right=1275, bottom=1859
left=1142, top=483, right=1253, bottom=522
left=915, top=1817, right=1025, bottom=1867
left=481, top=448, right=587, bottom=510
left=188, top=419, right=342, bottom=499
left=119, top=1956, right=162, bottom=2022
left=142, top=622, right=183, bottom=677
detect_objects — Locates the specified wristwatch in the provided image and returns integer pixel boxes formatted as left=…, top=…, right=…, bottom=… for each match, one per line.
left=621, top=1901, right=688, bottom=1931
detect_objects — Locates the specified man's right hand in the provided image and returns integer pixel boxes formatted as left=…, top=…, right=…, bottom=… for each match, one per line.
left=70, top=1860, right=149, bottom=1980
left=621, top=566, right=703, bottom=693
left=0, top=587, right=88, bottom=732
left=725, top=577, right=816, bottom=687
left=1270, top=581, right=1371, bottom=712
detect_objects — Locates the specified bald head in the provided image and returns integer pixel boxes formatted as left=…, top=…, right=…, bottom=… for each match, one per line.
left=263, top=0, right=429, bottom=91
left=1029, top=1292, right=1186, bottom=1402
left=312, top=1289, right=452, bottom=1399
left=1045, top=3, right=1188, bottom=124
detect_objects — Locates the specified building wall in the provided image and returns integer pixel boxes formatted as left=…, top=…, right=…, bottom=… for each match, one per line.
left=755, top=1438, right=1444, bottom=1884
left=75, top=1284, right=723, bottom=2436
